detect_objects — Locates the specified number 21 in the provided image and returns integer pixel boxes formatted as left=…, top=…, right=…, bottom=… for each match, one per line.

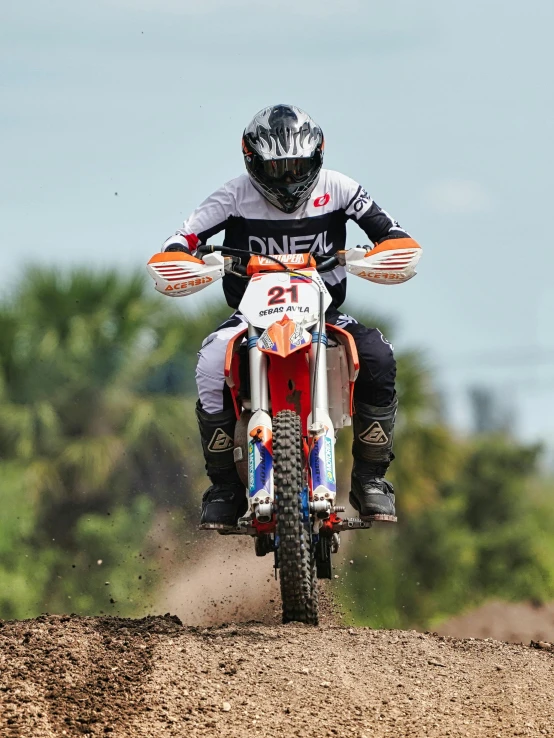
left=267, top=285, right=299, bottom=306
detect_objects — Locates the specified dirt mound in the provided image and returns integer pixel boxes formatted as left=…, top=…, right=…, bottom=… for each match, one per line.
left=1, top=615, right=553, bottom=737
left=437, top=600, right=554, bottom=644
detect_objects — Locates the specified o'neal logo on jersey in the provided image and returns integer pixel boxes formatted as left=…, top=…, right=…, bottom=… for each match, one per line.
left=249, top=232, right=333, bottom=255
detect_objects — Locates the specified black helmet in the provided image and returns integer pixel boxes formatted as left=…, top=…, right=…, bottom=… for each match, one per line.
left=242, top=104, right=324, bottom=214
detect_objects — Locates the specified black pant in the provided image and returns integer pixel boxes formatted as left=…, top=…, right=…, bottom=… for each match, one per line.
left=325, top=307, right=396, bottom=407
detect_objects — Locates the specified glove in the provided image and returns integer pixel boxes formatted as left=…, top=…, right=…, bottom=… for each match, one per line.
left=162, top=233, right=200, bottom=254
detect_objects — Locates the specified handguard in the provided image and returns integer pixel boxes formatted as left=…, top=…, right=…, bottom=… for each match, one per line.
left=345, top=238, right=422, bottom=285
left=147, top=251, right=225, bottom=296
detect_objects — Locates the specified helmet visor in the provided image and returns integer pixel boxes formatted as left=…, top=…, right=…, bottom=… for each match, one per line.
left=257, top=156, right=319, bottom=184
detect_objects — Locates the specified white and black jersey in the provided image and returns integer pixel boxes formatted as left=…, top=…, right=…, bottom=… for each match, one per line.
left=163, top=169, right=412, bottom=309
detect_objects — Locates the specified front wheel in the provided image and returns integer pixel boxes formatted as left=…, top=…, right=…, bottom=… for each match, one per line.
left=274, top=410, right=318, bottom=625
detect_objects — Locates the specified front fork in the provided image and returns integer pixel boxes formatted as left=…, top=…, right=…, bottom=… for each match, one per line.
left=246, top=325, right=274, bottom=523
left=308, top=324, right=337, bottom=521
left=245, top=323, right=337, bottom=525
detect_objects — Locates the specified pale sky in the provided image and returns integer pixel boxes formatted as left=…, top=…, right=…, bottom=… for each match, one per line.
left=2, top=0, right=554, bottom=442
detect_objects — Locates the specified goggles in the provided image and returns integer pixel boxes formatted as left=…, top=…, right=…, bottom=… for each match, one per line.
left=257, top=156, right=318, bottom=183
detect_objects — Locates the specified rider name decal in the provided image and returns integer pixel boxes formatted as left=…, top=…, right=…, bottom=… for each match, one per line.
left=259, top=305, right=310, bottom=317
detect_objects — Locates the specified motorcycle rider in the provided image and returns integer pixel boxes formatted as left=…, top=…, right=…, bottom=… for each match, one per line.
left=162, top=104, right=421, bottom=529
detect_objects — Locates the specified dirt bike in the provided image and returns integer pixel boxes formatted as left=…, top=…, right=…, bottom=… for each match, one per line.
left=147, top=241, right=421, bottom=624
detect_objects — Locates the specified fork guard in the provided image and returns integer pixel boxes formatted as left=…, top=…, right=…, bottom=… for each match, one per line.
left=246, top=409, right=274, bottom=520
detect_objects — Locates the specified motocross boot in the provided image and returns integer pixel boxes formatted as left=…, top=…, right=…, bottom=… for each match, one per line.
left=350, top=397, right=398, bottom=521
left=196, top=401, right=247, bottom=529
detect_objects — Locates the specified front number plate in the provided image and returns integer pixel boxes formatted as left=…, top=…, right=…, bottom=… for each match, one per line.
left=239, top=270, right=331, bottom=330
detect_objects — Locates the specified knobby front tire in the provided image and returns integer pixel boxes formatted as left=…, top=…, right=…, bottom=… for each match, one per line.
left=274, top=410, right=318, bottom=625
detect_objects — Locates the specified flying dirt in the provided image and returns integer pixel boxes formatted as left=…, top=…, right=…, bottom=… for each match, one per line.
left=1, top=612, right=553, bottom=738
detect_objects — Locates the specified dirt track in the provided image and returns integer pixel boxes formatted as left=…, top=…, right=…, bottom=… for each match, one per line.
left=437, top=601, right=554, bottom=645
left=1, top=614, right=554, bottom=738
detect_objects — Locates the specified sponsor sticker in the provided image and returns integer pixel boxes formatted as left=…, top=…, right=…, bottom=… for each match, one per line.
left=248, top=441, right=256, bottom=493
left=324, top=435, right=335, bottom=483
left=165, top=276, right=213, bottom=291
left=358, top=271, right=405, bottom=281
left=290, top=324, right=305, bottom=347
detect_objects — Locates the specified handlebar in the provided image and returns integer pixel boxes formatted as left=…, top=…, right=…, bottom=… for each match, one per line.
left=314, top=255, right=339, bottom=273
left=196, top=244, right=339, bottom=274
left=196, top=244, right=247, bottom=275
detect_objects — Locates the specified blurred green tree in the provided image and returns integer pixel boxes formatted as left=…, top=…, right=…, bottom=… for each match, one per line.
left=339, top=366, right=554, bottom=628
left=0, top=269, right=228, bottom=616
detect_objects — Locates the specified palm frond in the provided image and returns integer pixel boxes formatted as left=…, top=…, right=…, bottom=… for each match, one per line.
left=59, top=435, right=125, bottom=493
left=25, top=458, right=65, bottom=502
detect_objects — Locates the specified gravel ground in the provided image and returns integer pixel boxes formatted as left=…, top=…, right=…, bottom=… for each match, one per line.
left=1, top=614, right=554, bottom=738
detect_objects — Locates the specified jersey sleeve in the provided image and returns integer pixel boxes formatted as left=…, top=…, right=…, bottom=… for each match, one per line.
left=340, top=175, right=412, bottom=245
left=162, top=183, right=237, bottom=252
